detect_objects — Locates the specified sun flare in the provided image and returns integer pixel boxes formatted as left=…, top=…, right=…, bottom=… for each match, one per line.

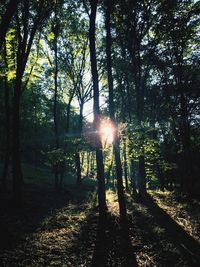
left=100, top=119, right=115, bottom=146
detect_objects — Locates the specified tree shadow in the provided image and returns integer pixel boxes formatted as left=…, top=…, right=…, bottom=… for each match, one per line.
left=90, top=213, right=138, bottom=267
left=131, top=194, right=200, bottom=266
left=0, top=181, right=94, bottom=251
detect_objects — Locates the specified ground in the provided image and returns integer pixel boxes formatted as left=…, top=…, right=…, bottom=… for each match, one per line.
left=0, top=166, right=200, bottom=266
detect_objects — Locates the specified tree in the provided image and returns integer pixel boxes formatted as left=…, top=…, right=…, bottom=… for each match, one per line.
left=88, top=0, right=107, bottom=218
left=104, top=0, right=127, bottom=223
left=12, top=0, right=53, bottom=203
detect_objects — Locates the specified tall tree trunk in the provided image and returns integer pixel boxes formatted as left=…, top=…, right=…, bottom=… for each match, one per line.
left=105, top=8, right=137, bottom=265
left=76, top=101, right=84, bottom=185
left=105, top=0, right=127, bottom=222
left=75, top=153, right=81, bottom=185
left=1, top=46, right=10, bottom=191
left=123, top=144, right=129, bottom=192
left=176, top=59, right=192, bottom=195
left=12, top=73, right=23, bottom=203
left=89, top=0, right=107, bottom=219
left=86, top=151, right=90, bottom=177
left=53, top=15, right=59, bottom=190
left=123, top=138, right=129, bottom=191
left=130, top=159, right=137, bottom=195
left=107, top=153, right=113, bottom=185
left=66, top=98, right=72, bottom=133
left=180, top=92, right=192, bottom=194
left=136, top=75, right=146, bottom=196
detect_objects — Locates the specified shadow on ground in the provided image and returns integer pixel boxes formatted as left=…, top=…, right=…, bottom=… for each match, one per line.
left=0, top=180, right=95, bottom=251
left=90, top=214, right=138, bottom=267
left=129, top=193, right=200, bottom=267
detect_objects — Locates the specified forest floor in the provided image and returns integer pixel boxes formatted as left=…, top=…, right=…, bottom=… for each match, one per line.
left=0, top=166, right=200, bottom=267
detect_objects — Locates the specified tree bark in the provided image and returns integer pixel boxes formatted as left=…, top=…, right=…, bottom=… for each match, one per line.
left=1, top=45, right=10, bottom=191
left=123, top=138, right=129, bottom=191
left=0, top=0, right=20, bottom=49
left=89, top=0, right=107, bottom=218
left=104, top=0, right=127, bottom=222
left=86, top=151, right=90, bottom=177
left=53, top=7, right=60, bottom=190
left=75, top=153, right=82, bottom=185
left=130, top=159, right=137, bottom=195
left=12, top=73, right=23, bottom=203
left=180, top=91, right=192, bottom=194
left=76, top=101, right=84, bottom=185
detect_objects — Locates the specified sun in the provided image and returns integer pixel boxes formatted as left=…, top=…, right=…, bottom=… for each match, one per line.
left=100, top=118, right=115, bottom=146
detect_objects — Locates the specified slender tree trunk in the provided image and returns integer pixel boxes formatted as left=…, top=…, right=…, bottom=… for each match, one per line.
left=89, top=0, right=107, bottom=218
left=66, top=98, right=72, bottom=133
left=81, top=152, right=85, bottom=170
left=12, top=73, right=23, bottom=203
left=53, top=18, right=59, bottom=190
left=1, top=44, right=10, bottom=191
left=107, top=154, right=113, bottom=185
left=105, top=0, right=127, bottom=222
left=138, top=151, right=146, bottom=195
left=130, top=159, right=137, bottom=195
left=86, top=151, right=90, bottom=177
left=176, top=60, right=192, bottom=194
left=123, top=138, right=129, bottom=191
left=136, top=81, right=146, bottom=196
left=76, top=101, right=84, bottom=185
left=75, top=153, right=81, bottom=185
left=91, top=151, right=94, bottom=173
left=180, top=92, right=192, bottom=194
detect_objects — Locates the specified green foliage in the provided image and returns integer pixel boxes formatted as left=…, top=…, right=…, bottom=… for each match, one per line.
left=46, top=148, right=66, bottom=165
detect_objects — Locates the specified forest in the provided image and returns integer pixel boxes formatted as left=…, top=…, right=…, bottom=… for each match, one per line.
left=0, top=0, right=200, bottom=266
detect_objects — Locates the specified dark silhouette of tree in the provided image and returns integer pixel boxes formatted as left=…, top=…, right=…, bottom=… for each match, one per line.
left=12, top=0, right=54, bottom=203
left=88, top=0, right=107, bottom=219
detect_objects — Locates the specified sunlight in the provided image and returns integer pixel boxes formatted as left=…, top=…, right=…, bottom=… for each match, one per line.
left=100, top=118, right=115, bottom=146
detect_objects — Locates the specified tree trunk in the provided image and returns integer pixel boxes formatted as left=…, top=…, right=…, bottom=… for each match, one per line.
left=130, top=159, right=137, bottom=195
left=75, top=101, right=84, bottom=185
left=138, top=152, right=146, bottom=195
left=12, top=75, right=23, bottom=204
left=81, top=151, right=85, bottom=170
left=1, top=45, right=10, bottom=191
left=89, top=0, right=107, bottom=219
left=53, top=16, right=59, bottom=190
left=136, top=81, right=146, bottom=196
left=86, top=151, right=90, bottom=177
left=75, top=153, right=82, bottom=185
left=123, top=138, right=129, bottom=191
left=107, top=155, right=113, bottom=185
left=105, top=0, right=127, bottom=222
left=66, top=99, right=71, bottom=133
left=180, top=92, right=192, bottom=194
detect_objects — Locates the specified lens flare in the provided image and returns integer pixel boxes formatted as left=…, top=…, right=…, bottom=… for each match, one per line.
left=100, top=118, right=115, bottom=146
